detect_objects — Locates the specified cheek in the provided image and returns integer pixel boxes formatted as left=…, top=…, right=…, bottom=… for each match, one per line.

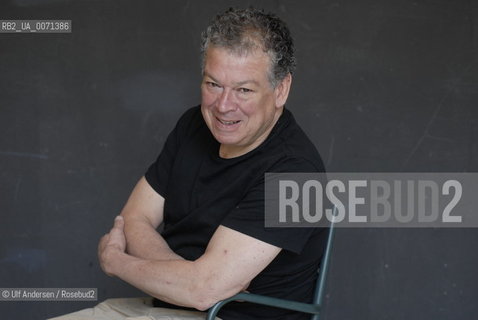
left=239, top=99, right=268, bottom=120
left=236, top=98, right=258, bottom=115
left=201, top=88, right=213, bottom=106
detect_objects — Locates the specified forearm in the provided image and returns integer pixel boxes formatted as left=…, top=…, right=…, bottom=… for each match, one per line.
left=117, top=176, right=181, bottom=261
left=122, top=216, right=183, bottom=261
left=99, top=219, right=277, bottom=312
left=106, top=250, right=234, bottom=310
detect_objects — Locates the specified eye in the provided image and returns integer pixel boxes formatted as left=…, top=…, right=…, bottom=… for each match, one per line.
left=238, top=87, right=253, bottom=93
left=206, top=81, right=221, bottom=88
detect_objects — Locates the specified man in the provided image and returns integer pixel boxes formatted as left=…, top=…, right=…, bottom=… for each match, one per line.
left=98, top=7, right=326, bottom=320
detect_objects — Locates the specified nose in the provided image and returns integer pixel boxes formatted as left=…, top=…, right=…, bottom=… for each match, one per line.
left=216, top=88, right=236, bottom=113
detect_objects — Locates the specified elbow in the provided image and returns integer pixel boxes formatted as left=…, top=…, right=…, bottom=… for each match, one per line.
left=192, top=294, right=228, bottom=312
left=188, top=279, right=244, bottom=311
left=192, top=300, right=215, bottom=312
left=188, top=285, right=221, bottom=311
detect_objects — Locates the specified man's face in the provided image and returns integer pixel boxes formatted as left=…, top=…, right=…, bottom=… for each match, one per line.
left=201, top=46, right=290, bottom=158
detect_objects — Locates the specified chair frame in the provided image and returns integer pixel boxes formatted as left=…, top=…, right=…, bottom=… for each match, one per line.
left=206, top=210, right=336, bottom=320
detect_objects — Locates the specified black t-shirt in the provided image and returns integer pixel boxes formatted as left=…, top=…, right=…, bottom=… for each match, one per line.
left=145, top=105, right=326, bottom=320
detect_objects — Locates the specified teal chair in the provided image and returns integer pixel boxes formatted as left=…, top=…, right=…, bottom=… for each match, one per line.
left=206, top=209, right=336, bottom=320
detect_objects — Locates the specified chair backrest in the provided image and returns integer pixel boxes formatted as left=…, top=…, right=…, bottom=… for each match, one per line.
left=311, top=207, right=337, bottom=320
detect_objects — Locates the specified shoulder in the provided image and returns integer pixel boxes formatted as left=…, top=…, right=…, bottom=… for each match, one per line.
left=265, top=109, right=325, bottom=173
left=170, top=105, right=209, bottom=141
left=175, top=105, right=203, bottom=130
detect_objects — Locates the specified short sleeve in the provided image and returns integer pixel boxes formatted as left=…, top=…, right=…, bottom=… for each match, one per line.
left=145, top=107, right=198, bottom=197
left=221, top=157, right=322, bottom=254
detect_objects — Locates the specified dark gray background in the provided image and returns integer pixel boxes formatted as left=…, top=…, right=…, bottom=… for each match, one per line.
left=0, top=0, right=477, bottom=319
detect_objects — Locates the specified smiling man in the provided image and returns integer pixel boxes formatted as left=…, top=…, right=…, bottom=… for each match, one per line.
left=94, top=7, right=326, bottom=320
left=201, top=45, right=289, bottom=159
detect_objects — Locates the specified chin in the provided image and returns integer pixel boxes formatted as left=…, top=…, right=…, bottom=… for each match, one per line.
left=213, top=133, right=242, bottom=146
left=216, top=137, right=240, bottom=146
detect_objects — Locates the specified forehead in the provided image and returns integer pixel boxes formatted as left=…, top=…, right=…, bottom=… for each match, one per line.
left=203, top=46, right=272, bottom=85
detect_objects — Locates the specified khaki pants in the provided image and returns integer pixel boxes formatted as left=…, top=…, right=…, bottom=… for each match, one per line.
left=48, top=297, right=221, bottom=320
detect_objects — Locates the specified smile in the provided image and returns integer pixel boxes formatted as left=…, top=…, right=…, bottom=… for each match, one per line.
left=217, top=118, right=241, bottom=126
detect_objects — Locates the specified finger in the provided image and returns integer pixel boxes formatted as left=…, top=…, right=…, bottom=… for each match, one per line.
left=98, top=233, right=110, bottom=251
left=112, top=215, right=124, bottom=230
left=108, top=216, right=126, bottom=247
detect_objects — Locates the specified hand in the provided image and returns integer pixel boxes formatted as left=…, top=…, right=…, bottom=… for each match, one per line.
left=98, top=216, right=127, bottom=276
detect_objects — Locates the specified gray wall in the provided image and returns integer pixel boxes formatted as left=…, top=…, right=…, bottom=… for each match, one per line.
left=0, top=1, right=477, bottom=319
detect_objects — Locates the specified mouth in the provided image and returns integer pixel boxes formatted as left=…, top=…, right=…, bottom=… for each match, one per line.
left=217, top=118, right=241, bottom=126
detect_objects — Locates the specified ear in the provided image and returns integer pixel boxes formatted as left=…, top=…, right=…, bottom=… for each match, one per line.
left=274, top=73, right=292, bottom=108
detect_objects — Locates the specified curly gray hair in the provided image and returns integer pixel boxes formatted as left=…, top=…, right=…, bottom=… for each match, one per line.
left=201, top=7, right=296, bottom=88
